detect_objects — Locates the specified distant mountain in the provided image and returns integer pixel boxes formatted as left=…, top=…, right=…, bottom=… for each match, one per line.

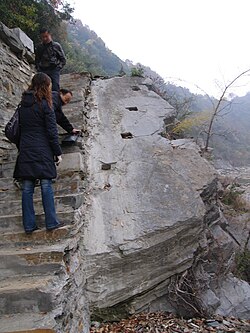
left=212, top=93, right=250, bottom=166
left=62, top=20, right=128, bottom=76
left=61, top=22, right=250, bottom=167
left=129, top=63, right=250, bottom=167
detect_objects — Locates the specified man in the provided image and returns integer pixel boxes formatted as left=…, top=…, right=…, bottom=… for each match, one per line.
left=53, top=88, right=80, bottom=134
left=35, top=28, right=66, bottom=92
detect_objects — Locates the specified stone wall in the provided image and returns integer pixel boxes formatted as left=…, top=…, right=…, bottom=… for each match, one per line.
left=0, top=23, right=34, bottom=175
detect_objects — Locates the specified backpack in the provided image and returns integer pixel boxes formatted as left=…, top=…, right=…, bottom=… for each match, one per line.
left=5, top=105, right=21, bottom=145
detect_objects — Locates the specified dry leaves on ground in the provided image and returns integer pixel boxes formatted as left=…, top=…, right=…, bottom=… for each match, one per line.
left=90, top=312, right=250, bottom=333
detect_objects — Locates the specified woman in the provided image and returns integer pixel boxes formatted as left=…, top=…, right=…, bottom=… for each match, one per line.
left=14, top=73, right=63, bottom=234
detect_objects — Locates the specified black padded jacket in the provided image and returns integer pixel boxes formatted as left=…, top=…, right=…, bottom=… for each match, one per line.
left=35, top=41, right=66, bottom=71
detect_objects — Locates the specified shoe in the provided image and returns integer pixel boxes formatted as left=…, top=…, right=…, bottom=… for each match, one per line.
left=25, top=226, right=40, bottom=235
left=47, top=222, right=65, bottom=232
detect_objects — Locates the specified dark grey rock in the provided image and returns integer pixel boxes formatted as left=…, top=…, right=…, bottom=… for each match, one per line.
left=0, top=22, right=24, bottom=55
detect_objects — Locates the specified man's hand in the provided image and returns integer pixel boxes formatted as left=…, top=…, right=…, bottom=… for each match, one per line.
left=72, top=128, right=81, bottom=134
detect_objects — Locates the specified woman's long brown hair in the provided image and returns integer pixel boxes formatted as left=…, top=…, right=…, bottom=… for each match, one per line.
left=28, top=73, right=52, bottom=108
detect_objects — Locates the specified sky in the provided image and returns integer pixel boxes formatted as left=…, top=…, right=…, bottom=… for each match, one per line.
left=72, top=0, right=250, bottom=97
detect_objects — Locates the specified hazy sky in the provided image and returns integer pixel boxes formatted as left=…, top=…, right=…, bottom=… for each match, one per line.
left=73, top=0, right=250, bottom=96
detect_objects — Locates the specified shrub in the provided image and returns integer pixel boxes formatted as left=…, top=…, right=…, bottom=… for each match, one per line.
left=221, top=184, right=246, bottom=212
left=131, top=66, right=144, bottom=77
left=234, top=249, right=250, bottom=283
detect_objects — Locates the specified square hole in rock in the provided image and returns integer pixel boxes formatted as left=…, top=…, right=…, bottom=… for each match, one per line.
left=121, top=132, right=133, bottom=139
left=132, top=86, right=141, bottom=91
left=125, top=106, right=138, bottom=111
left=101, top=163, right=112, bottom=170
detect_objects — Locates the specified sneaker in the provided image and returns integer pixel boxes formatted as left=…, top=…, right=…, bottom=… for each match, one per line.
left=25, top=226, right=40, bottom=235
left=47, top=222, right=65, bottom=232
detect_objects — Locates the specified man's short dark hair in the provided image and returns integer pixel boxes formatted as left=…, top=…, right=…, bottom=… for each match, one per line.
left=60, top=88, right=73, bottom=96
left=40, top=28, right=50, bottom=34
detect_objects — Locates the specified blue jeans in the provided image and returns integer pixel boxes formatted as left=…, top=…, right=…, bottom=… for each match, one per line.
left=22, top=179, right=59, bottom=232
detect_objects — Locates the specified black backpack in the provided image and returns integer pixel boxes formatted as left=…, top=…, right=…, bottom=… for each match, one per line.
left=5, top=105, right=21, bottom=145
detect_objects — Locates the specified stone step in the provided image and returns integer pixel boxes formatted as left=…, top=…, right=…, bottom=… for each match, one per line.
left=0, top=313, right=56, bottom=333
left=0, top=151, right=85, bottom=177
left=1, top=151, right=86, bottom=178
left=0, top=179, right=83, bottom=201
left=0, top=173, right=85, bottom=191
left=0, top=275, right=58, bottom=315
left=0, top=243, right=68, bottom=279
left=0, top=210, right=75, bottom=233
left=0, top=226, right=72, bottom=248
left=0, top=192, right=85, bottom=216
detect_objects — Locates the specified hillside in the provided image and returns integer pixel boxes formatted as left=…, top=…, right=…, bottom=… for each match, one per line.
left=213, top=93, right=250, bottom=166
left=135, top=63, right=250, bottom=167
left=0, top=0, right=128, bottom=77
left=64, top=20, right=129, bottom=76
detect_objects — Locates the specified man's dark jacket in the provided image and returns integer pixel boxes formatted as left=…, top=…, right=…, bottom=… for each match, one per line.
left=35, top=41, right=66, bottom=71
left=14, top=91, right=62, bottom=180
left=52, top=91, right=74, bottom=133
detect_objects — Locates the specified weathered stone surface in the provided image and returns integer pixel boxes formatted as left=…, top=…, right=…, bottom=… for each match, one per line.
left=0, top=28, right=34, bottom=171
left=217, top=167, right=250, bottom=249
left=215, top=274, right=250, bottom=319
left=0, top=46, right=89, bottom=332
left=0, top=22, right=35, bottom=63
left=82, top=76, right=250, bottom=320
left=57, top=152, right=85, bottom=173
left=0, top=313, right=57, bottom=333
left=12, top=27, right=34, bottom=53
left=0, top=22, right=24, bottom=55
left=83, top=76, right=217, bottom=315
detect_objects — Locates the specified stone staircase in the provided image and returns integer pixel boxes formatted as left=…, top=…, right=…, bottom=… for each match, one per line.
left=0, top=73, right=91, bottom=333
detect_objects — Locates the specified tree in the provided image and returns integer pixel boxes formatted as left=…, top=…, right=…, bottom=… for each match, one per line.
left=0, top=0, right=74, bottom=43
left=204, top=68, right=250, bottom=151
left=0, top=0, right=39, bottom=33
left=151, top=77, right=195, bottom=121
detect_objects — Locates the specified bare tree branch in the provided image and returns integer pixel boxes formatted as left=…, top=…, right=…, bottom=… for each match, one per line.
left=204, top=68, right=250, bottom=151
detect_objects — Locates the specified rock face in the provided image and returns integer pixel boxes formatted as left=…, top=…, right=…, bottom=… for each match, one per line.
left=0, top=25, right=34, bottom=179
left=0, top=22, right=34, bottom=63
left=0, top=27, right=249, bottom=333
left=83, top=78, right=250, bottom=321
left=84, top=78, right=215, bottom=313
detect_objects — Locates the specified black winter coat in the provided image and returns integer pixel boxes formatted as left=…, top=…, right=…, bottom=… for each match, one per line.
left=52, top=92, right=74, bottom=133
left=35, top=41, right=66, bottom=71
left=14, top=91, right=62, bottom=180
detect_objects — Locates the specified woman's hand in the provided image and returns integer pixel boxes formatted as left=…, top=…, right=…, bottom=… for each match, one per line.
left=55, top=155, right=62, bottom=166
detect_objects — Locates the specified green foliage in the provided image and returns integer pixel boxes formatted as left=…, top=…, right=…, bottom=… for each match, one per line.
left=130, top=66, right=144, bottom=77
left=235, top=249, right=250, bottom=282
left=172, top=111, right=211, bottom=136
left=221, top=184, right=246, bottom=212
left=65, top=20, right=129, bottom=76
left=0, top=0, right=74, bottom=43
left=149, top=76, right=250, bottom=166
left=0, top=1, right=129, bottom=77
left=0, top=0, right=39, bottom=33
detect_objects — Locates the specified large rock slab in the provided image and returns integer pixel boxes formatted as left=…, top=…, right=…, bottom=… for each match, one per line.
left=83, top=76, right=218, bottom=317
left=12, top=27, right=34, bottom=53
